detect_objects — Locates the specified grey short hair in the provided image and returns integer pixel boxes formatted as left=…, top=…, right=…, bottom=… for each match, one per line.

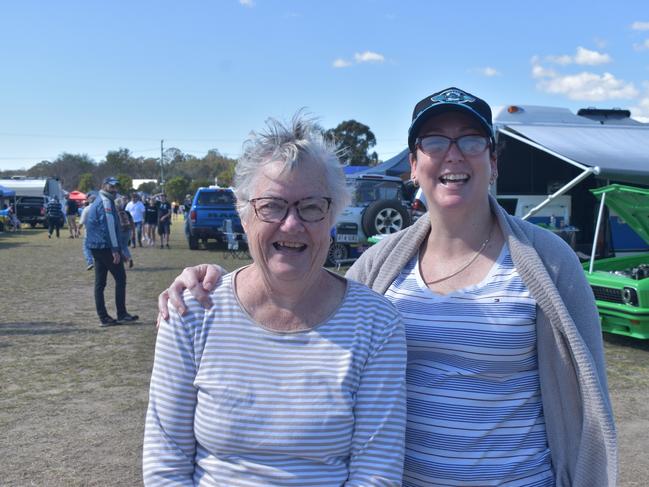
left=234, top=112, right=351, bottom=222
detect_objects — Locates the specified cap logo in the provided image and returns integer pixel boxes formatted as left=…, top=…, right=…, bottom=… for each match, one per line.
left=430, top=88, right=475, bottom=105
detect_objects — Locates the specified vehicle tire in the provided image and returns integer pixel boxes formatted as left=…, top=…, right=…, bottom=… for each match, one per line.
left=361, top=199, right=411, bottom=237
left=30, top=222, right=37, bottom=228
left=188, top=234, right=199, bottom=250
left=325, top=241, right=349, bottom=267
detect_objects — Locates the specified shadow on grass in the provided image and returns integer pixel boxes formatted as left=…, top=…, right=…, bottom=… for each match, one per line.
left=603, top=332, right=649, bottom=351
left=0, top=321, right=95, bottom=336
left=0, top=239, right=28, bottom=249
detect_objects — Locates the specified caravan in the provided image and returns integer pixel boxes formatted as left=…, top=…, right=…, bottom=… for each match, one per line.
left=0, top=177, right=65, bottom=228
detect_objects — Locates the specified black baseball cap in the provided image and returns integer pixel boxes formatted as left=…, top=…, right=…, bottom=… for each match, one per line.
left=408, top=87, right=495, bottom=152
left=103, top=176, right=120, bottom=186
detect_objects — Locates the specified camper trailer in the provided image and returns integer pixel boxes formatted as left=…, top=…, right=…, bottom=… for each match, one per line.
left=494, top=105, right=649, bottom=257
left=0, top=177, right=65, bottom=227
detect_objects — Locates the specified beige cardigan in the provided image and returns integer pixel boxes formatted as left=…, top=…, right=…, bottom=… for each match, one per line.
left=346, top=195, right=617, bottom=486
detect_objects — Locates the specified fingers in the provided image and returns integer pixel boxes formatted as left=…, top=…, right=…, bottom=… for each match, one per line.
left=158, top=289, right=171, bottom=321
left=203, top=264, right=224, bottom=291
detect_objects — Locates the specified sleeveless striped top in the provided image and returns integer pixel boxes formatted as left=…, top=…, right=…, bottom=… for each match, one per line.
left=385, top=244, right=555, bottom=486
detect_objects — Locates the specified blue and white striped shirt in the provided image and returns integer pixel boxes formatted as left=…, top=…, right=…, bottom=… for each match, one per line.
left=385, top=245, right=554, bottom=486
left=143, top=271, right=407, bottom=486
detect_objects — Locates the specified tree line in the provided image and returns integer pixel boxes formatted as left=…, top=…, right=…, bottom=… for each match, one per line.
left=0, top=119, right=380, bottom=203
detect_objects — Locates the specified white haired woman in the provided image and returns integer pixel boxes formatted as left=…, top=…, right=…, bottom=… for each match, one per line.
left=143, top=114, right=407, bottom=485
left=158, top=88, right=617, bottom=486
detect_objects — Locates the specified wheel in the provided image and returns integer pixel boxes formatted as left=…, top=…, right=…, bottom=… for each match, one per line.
left=30, top=222, right=37, bottom=228
left=325, top=241, right=349, bottom=267
left=188, top=235, right=199, bottom=250
left=361, top=199, right=411, bottom=237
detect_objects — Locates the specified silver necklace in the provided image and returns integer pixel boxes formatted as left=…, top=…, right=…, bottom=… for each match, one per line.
left=424, top=221, right=494, bottom=285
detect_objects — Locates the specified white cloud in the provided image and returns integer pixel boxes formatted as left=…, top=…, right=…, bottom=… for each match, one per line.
left=482, top=67, right=501, bottom=77
left=332, top=58, right=352, bottom=68
left=354, top=51, right=385, bottom=63
left=574, top=46, right=611, bottom=65
left=634, top=39, right=649, bottom=51
left=531, top=58, right=638, bottom=101
left=472, top=66, right=501, bottom=77
left=631, top=21, right=649, bottom=31
left=545, top=46, right=611, bottom=66
left=239, top=0, right=254, bottom=7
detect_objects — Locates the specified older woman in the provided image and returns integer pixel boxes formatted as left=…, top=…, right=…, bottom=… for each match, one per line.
left=160, top=88, right=618, bottom=486
left=143, top=114, right=407, bottom=485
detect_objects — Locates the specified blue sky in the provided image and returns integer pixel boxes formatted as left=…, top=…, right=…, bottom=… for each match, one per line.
left=1, top=0, right=648, bottom=171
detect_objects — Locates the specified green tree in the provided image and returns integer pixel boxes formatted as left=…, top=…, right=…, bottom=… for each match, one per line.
left=137, top=181, right=158, bottom=194
left=326, top=120, right=378, bottom=166
left=117, top=174, right=133, bottom=192
left=27, top=153, right=95, bottom=189
left=164, top=176, right=190, bottom=202
left=78, top=173, right=95, bottom=193
left=189, top=178, right=213, bottom=195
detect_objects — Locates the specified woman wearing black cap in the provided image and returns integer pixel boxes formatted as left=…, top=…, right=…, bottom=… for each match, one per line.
left=158, top=88, right=616, bottom=486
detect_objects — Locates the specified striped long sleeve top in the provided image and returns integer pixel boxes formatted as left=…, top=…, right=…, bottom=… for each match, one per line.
left=143, top=271, right=407, bottom=486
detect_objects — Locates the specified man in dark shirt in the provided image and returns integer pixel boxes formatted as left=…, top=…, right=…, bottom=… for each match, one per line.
left=156, top=193, right=172, bottom=249
left=46, top=196, right=64, bottom=238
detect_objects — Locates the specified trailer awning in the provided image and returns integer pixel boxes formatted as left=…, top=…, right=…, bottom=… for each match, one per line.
left=498, top=124, right=649, bottom=185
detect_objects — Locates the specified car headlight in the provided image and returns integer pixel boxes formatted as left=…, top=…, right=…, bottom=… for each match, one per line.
left=622, top=287, right=639, bottom=306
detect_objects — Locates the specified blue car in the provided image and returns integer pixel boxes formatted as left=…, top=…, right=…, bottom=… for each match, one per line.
left=186, top=187, right=245, bottom=250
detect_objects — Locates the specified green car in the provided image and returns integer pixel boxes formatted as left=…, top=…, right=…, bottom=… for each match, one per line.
left=584, top=184, right=649, bottom=339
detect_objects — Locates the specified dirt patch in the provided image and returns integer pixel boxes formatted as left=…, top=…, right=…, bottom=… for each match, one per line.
left=0, top=225, right=647, bottom=485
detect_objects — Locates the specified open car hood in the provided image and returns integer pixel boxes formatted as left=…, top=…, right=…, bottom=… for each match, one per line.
left=591, top=184, right=649, bottom=246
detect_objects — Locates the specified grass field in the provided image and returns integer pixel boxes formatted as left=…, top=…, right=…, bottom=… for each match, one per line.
left=1, top=222, right=648, bottom=486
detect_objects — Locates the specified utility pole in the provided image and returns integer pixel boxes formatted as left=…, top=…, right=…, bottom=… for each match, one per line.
left=160, top=139, right=164, bottom=189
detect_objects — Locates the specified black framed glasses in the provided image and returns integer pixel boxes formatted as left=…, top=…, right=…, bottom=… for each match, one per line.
left=416, top=134, right=490, bottom=157
left=249, top=196, right=332, bottom=223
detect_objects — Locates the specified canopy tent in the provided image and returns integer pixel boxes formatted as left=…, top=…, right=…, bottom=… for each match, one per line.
left=68, top=190, right=87, bottom=201
left=0, top=184, right=16, bottom=198
left=364, top=149, right=410, bottom=178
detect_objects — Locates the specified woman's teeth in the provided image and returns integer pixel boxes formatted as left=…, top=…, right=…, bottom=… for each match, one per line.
left=439, top=173, right=469, bottom=184
left=273, top=242, right=306, bottom=251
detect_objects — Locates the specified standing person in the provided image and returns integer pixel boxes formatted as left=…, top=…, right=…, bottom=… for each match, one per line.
left=159, top=88, right=617, bottom=486
left=156, top=193, right=172, bottom=249
left=143, top=197, right=158, bottom=246
left=125, top=192, right=145, bottom=248
left=78, top=195, right=96, bottom=270
left=144, top=114, right=407, bottom=485
left=182, top=193, right=192, bottom=240
left=46, top=196, right=63, bottom=238
left=65, top=196, right=79, bottom=238
left=116, top=197, right=135, bottom=268
left=85, top=176, right=139, bottom=327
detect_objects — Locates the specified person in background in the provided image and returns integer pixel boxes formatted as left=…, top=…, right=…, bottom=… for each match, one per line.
left=155, top=193, right=172, bottom=249
left=46, top=196, right=64, bottom=239
left=125, top=192, right=145, bottom=248
left=8, top=202, right=21, bottom=231
left=143, top=113, right=406, bottom=485
left=78, top=195, right=96, bottom=270
left=116, top=197, right=135, bottom=268
left=182, top=193, right=192, bottom=239
left=159, top=87, right=617, bottom=486
left=143, top=197, right=158, bottom=246
left=65, top=196, right=80, bottom=238
left=85, top=176, right=138, bottom=327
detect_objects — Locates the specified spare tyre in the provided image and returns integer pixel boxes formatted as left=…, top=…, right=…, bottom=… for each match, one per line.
left=361, top=199, right=411, bottom=237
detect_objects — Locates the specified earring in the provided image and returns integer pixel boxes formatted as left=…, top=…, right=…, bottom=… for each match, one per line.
left=489, top=171, right=498, bottom=185
left=411, top=178, right=419, bottom=187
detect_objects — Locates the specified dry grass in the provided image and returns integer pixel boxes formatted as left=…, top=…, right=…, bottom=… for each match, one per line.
left=0, top=223, right=648, bottom=486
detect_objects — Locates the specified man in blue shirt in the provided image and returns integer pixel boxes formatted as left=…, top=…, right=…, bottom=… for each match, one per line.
left=85, top=176, right=139, bottom=327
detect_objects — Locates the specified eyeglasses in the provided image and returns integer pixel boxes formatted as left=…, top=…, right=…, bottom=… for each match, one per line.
left=416, top=134, right=490, bottom=157
left=249, top=196, right=332, bottom=223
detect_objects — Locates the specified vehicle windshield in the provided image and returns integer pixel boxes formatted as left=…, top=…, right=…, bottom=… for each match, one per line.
left=197, top=191, right=235, bottom=206
left=349, top=179, right=403, bottom=204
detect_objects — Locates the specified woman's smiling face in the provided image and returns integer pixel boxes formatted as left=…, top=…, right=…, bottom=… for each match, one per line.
left=243, top=161, right=333, bottom=287
left=409, top=110, right=496, bottom=213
